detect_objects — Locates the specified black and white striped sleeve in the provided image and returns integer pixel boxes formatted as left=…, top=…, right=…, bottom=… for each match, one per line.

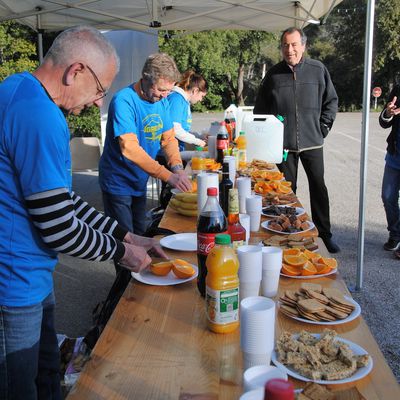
left=70, top=191, right=127, bottom=240
left=25, top=188, right=125, bottom=262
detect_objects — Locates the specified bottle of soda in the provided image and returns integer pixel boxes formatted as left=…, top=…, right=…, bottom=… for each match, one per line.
left=236, top=131, right=247, bottom=170
left=219, top=162, right=233, bottom=217
left=227, top=188, right=246, bottom=250
left=197, top=187, right=227, bottom=297
left=216, top=121, right=229, bottom=164
left=264, top=379, right=295, bottom=400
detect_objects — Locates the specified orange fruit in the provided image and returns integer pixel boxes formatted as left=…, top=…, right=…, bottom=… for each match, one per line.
left=283, top=254, right=308, bottom=267
left=302, top=249, right=321, bottom=260
left=190, top=179, right=198, bottom=193
left=150, top=260, right=172, bottom=276
left=283, top=248, right=301, bottom=257
left=314, top=263, right=331, bottom=275
left=171, top=259, right=196, bottom=279
left=281, top=263, right=301, bottom=276
left=301, top=261, right=318, bottom=276
left=319, top=257, right=338, bottom=269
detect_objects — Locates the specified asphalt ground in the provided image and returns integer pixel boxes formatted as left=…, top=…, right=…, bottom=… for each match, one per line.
left=54, top=112, right=400, bottom=382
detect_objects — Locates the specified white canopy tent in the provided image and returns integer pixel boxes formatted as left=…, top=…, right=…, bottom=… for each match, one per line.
left=0, top=0, right=376, bottom=291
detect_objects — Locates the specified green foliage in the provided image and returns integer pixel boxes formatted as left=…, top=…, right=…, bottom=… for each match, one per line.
left=0, top=21, right=38, bottom=81
left=67, top=107, right=102, bottom=138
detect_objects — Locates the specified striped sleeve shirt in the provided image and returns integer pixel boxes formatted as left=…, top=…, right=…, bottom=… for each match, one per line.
left=25, top=188, right=126, bottom=262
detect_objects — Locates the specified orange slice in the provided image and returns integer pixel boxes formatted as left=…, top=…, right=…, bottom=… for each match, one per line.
left=319, top=257, right=338, bottom=270
left=302, top=249, right=321, bottom=260
left=301, top=261, right=318, bottom=276
left=314, top=263, right=331, bottom=275
left=281, top=263, right=301, bottom=276
left=171, top=259, right=196, bottom=279
left=150, top=260, right=172, bottom=276
left=283, top=254, right=308, bottom=267
left=283, top=248, right=301, bottom=257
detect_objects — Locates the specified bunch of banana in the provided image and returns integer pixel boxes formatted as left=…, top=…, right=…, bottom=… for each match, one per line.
left=169, top=192, right=197, bottom=217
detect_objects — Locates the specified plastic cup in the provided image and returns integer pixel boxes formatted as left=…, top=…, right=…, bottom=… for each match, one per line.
left=242, top=351, right=273, bottom=370
left=240, top=281, right=260, bottom=300
left=237, top=177, right=252, bottom=213
left=239, top=214, right=251, bottom=244
left=261, top=247, right=283, bottom=297
left=243, top=365, right=288, bottom=393
left=246, top=195, right=262, bottom=232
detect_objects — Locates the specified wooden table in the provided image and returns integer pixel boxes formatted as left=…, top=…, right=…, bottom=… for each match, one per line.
left=68, top=201, right=400, bottom=399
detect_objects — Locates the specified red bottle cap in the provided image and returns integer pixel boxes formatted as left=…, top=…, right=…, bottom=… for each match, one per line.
left=207, top=187, right=218, bottom=196
left=264, top=379, right=294, bottom=400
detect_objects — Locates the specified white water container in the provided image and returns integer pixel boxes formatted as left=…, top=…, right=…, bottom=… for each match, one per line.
left=236, top=106, right=254, bottom=138
left=242, top=114, right=284, bottom=163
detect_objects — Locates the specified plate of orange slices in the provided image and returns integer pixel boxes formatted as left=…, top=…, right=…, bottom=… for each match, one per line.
left=132, top=259, right=198, bottom=286
left=280, top=248, right=338, bottom=279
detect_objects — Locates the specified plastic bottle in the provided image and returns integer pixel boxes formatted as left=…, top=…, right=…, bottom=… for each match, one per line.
left=191, top=146, right=205, bottom=177
left=216, top=121, right=229, bottom=164
left=227, top=188, right=246, bottom=250
left=224, top=110, right=236, bottom=143
left=197, top=187, right=228, bottom=297
left=264, top=378, right=295, bottom=400
left=236, top=131, right=247, bottom=170
left=219, top=162, right=233, bottom=217
left=205, top=234, right=239, bottom=333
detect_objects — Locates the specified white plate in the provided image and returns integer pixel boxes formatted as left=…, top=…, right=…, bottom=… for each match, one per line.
left=271, top=334, right=373, bottom=384
left=278, top=296, right=361, bottom=325
left=262, top=206, right=305, bottom=218
left=280, top=268, right=337, bottom=279
left=132, top=264, right=198, bottom=286
left=159, top=233, right=197, bottom=251
left=261, top=220, right=315, bottom=235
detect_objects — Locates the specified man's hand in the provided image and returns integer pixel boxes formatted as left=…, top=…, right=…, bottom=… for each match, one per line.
left=167, top=170, right=192, bottom=192
left=119, top=243, right=151, bottom=273
left=123, top=232, right=168, bottom=259
left=386, top=96, right=400, bottom=117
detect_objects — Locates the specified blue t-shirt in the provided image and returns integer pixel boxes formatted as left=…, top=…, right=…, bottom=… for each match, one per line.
left=385, top=124, right=400, bottom=170
left=0, top=72, right=71, bottom=306
left=99, top=84, right=173, bottom=196
left=167, top=89, right=192, bottom=151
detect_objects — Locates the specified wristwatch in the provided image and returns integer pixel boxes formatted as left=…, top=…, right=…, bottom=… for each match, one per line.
left=171, top=164, right=184, bottom=172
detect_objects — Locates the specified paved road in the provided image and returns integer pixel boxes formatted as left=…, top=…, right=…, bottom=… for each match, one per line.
left=55, top=112, right=399, bottom=382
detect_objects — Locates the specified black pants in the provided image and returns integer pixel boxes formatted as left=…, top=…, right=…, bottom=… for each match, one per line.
left=277, top=147, right=332, bottom=238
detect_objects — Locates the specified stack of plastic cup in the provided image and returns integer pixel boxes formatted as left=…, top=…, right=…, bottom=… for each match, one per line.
left=240, top=296, right=276, bottom=370
left=245, top=195, right=263, bottom=232
left=237, top=245, right=262, bottom=299
left=207, top=135, right=217, bottom=159
left=223, top=155, right=236, bottom=185
left=261, top=247, right=283, bottom=298
left=239, top=214, right=251, bottom=244
left=236, top=177, right=251, bottom=213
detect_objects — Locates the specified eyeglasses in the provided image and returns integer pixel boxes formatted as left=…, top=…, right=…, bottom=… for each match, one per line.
left=86, top=65, right=108, bottom=100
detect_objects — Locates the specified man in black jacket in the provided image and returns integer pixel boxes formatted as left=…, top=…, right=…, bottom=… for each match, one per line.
left=254, top=27, right=340, bottom=253
left=379, top=85, right=400, bottom=254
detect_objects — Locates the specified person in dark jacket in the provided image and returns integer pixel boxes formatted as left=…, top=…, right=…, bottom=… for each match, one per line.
left=254, top=27, right=340, bottom=253
left=379, top=85, right=400, bottom=255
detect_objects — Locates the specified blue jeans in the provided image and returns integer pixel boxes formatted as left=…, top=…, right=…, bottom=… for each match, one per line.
left=381, top=164, right=400, bottom=240
left=102, top=192, right=147, bottom=273
left=0, top=292, right=61, bottom=400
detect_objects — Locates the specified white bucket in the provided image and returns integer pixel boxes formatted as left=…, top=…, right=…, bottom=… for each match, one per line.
left=242, top=114, right=283, bottom=163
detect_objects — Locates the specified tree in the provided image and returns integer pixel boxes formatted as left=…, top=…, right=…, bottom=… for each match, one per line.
left=0, top=21, right=37, bottom=81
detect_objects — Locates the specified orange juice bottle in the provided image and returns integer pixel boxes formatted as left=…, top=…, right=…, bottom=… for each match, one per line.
left=236, top=131, right=247, bottom=169
left=205, top=234, right=239, bottom=333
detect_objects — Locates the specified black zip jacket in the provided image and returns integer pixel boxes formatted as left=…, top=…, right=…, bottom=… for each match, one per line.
left=254, top=58, right=338, bottom=152
left=379, top=84, right=400, bottom=155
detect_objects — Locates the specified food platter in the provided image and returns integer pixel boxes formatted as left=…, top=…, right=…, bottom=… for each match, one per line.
left=261, top=220, right=315, bottom=235
left=278, top=296, right=361, bottom=325
left=131, top=264, right=198, bottom=286
left=271, top=334, right=373, bottom=385
left=280, top=268, right=337, bottom=279
left=261, top=206, right=305, bottom=218
left=159, top=233, right=197, bottom=251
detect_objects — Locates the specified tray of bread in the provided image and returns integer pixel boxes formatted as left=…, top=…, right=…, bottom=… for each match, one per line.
left=262, top=234, right=319, bottom=252
left=262, top=192, right=298, bottom=206
left=280, top=248, right=337, bottom=278
left=279, top=283, right=361, bottom=325
left=261, top=215, right=314, bottom=235
left=272, top=329, right=373, bottom=384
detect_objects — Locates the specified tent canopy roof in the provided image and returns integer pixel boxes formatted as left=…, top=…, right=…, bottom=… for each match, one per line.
left=0, top=1, right=340, bottom=33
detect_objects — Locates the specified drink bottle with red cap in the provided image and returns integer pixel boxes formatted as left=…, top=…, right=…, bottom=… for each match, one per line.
left=197, top=187, right=227, bottom=297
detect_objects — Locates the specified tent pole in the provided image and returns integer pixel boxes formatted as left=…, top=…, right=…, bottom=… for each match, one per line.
left=37, top=14, right=43, bottom=63
left=354, top=0, right=375, bottom=291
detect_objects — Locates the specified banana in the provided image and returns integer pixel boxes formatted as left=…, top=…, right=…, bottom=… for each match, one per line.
left=171, top=198, right=197, bottom=210
left=176, top=207, right=197, bottom=217
left=174, top=192, right=197, bottom=203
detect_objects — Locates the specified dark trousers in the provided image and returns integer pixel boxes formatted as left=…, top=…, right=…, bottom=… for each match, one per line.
left=277, top=147, right=332, bottom=238
left=102, top=192, right=147, bottom=274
